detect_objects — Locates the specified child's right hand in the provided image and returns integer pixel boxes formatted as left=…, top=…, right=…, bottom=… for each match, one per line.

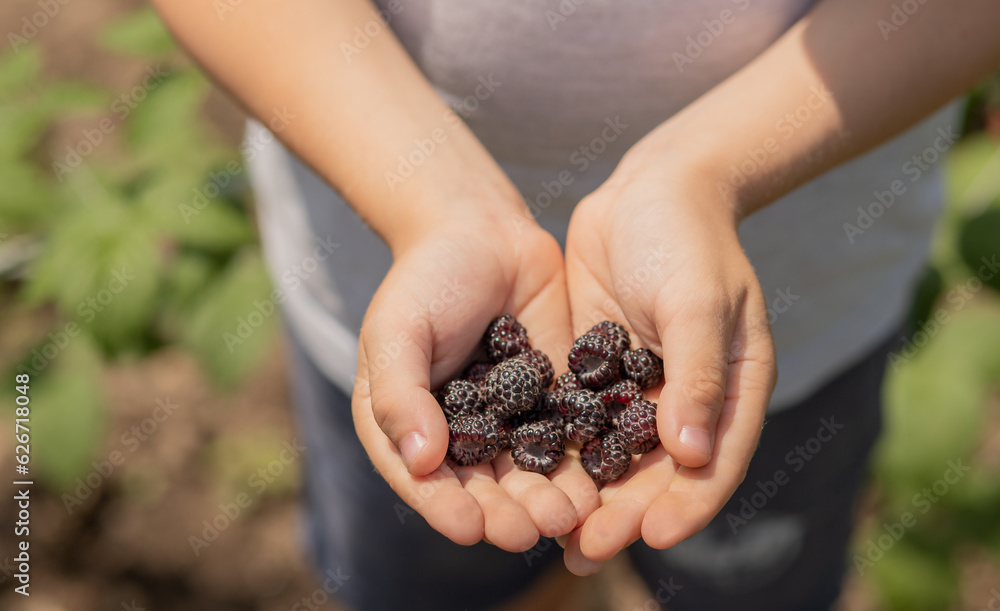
left=351, top=210, right=600, bottom=551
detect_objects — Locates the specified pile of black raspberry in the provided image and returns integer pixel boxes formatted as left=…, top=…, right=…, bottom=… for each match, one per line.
left=563, top=321, right=665, bottom=483
left=439, top=314, right=564, bottom=473
left=437, top=316, right=665, bottom=484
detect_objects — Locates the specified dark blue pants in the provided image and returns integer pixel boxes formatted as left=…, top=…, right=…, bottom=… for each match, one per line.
left=287, top=327, right=894, bottom=611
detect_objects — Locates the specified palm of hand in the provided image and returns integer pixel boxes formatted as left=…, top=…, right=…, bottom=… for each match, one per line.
left=560, top=185, right=777, bottom=573
left=353, top=222, right=600, bottom=552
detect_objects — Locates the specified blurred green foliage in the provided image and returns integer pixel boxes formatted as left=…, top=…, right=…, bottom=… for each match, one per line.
left=863, top=84, right=1000, bottom=607
left=0, top=6, right=998, bottom=608
left=0, top=9, right=274, bottom=492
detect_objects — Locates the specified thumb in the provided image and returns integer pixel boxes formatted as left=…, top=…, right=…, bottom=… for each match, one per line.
left=654, top=293, right=740, bottom=468
left=361, top=296, right=449, bottom=477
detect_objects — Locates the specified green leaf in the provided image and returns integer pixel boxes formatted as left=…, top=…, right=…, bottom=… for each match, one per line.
left=160, top=252, right=219, bottom=316
left=180, top=248, right=276, bottom=386
left=21, top=334, right=107, bottom=494
left=24, top=172, right=162, bottom=352
left=867, top=540, right=958, bottom=611
left=124, top=69, right=230, bottom=179
left=958, top=207, right=1000, bottom=293
left=0, top=47, right=41, bottom=98
left=0, top=161, right=58, bottom=228
left=876, top=306, right=1000, bottom=489
left=0, top=103, right=50, bottom=160
left=99, top=8, right=176, bottom=58
left=125, top=69, right=208, bottom=149
left=946, top=134, right=1000, bottom=212
left=905, top=265, right=944, bottom=331
left=138, top=172, right=255, bottom=252
left=39, top=82, right=109, bottom=113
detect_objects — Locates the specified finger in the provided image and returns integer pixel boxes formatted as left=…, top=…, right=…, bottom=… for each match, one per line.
left=354, top=343, right=485, bottom=545
left=563, top=528, right=605, bottom=576
left=361, top=275, right=450, bottom=476
left=563, top=252, right=624, bottom=339
left=455, top=464, right=540, bottom=552
left=505, top=260, right=604, bottom=533
left=494, top=451, right=579, bottom=538
left=653, top=286, right=742, bottom=468
left=578, top=446, right=676, bottom=561
left=547, top=446, right=601, bottom=528
left=641, top=296, right=776, bottom=548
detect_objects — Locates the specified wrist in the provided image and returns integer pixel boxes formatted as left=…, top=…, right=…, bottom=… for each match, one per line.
left=386, top=199, right=539, bottom=258
left=615, top=118, right=780, bottom=225
left=376, top=178, right=531, bottom=256
left=606, top=132, right=745, bottom=232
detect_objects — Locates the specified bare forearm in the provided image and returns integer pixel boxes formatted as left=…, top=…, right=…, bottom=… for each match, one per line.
left=625, top=0, right=1000, bottom=218
left=151, top=0, right=523, bottom=251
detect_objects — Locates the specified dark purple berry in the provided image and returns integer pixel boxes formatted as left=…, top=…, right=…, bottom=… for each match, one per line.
left=511, top=420, right=565, bottom=474
left=617, top=399, right=660, bottom=455
left=598, top=379, right=642, bottom=428
left=554, top=371, right=582, bottom=393
left=485, top=358, right=542, bottom=415
left=581, top=429, right=632, bottom=483
left=622, top=348, right=664, bottom=389
left=560, top=389, right=607, bottom=444
left=567, top=333, right=621, bottom=389
left=463, top=361, right=494, bottom=385
left=447, top=412, right=502, bottom=466
left=495, top=410, right=518, bottom=450
left=533, top=391, right=566, bottom=430
left=484, top=314, right=531, bottom=363
left=441, top=379, right=484, bottom=420
left=514, top=349, right=555, bottom=388
left=590, top=320, right=630, bottom=355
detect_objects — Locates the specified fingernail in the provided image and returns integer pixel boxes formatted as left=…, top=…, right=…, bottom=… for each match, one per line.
left=679, top=427, right=713, bottom=456
left=399, top=432, right=427, bottom=470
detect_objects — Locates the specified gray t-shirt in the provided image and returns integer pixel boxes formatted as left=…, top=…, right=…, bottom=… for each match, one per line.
left=247, top=0, right=959, bottom=412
